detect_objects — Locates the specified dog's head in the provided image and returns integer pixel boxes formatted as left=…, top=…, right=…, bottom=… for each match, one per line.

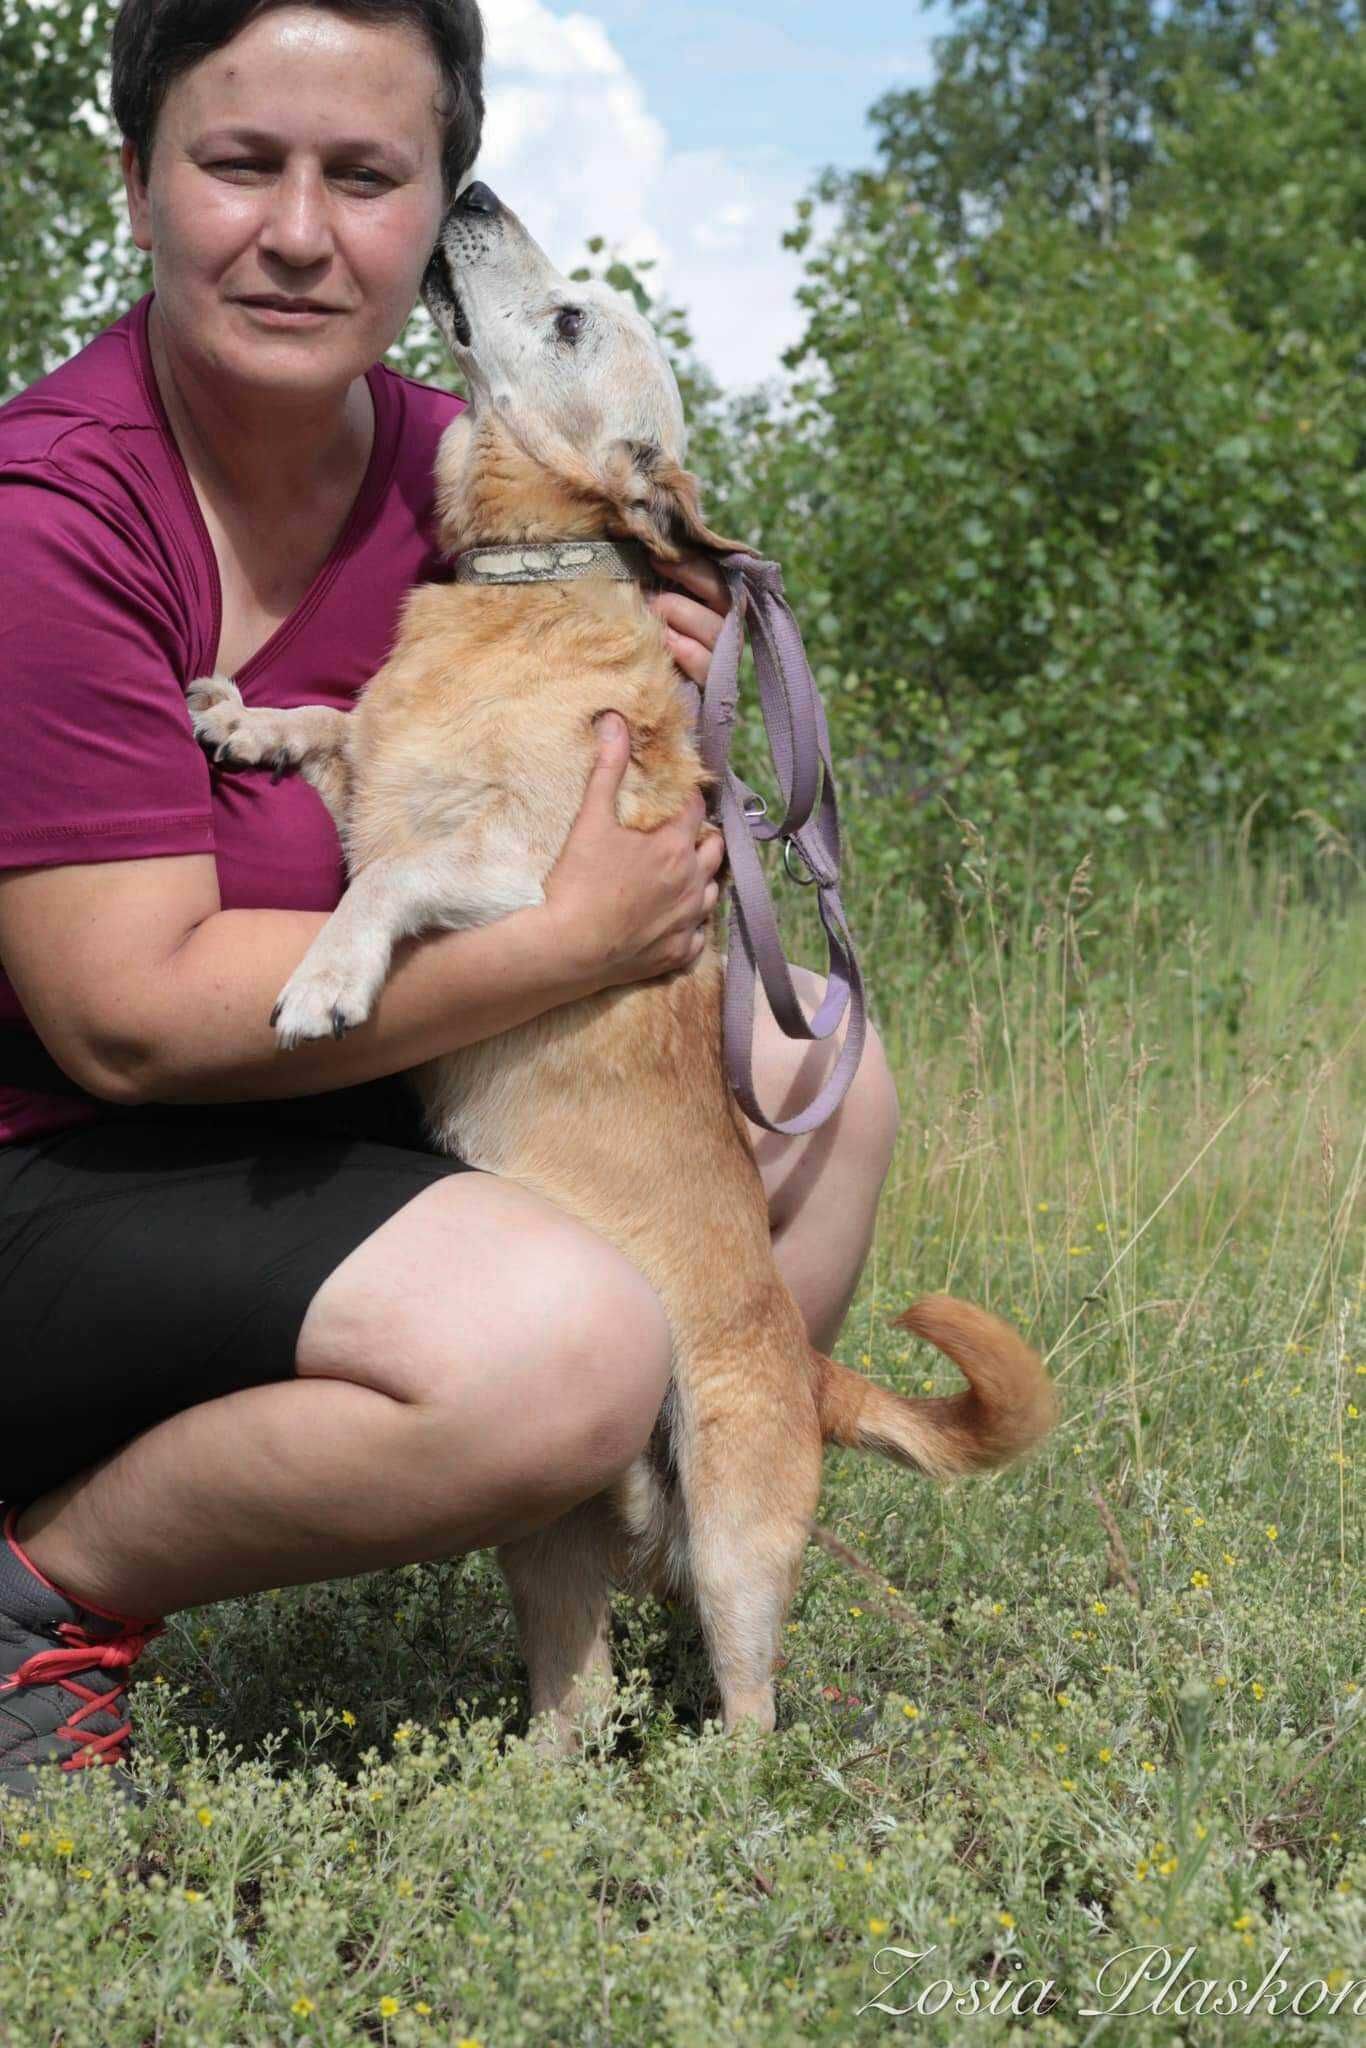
left=421, top=181, right=745, bottom=562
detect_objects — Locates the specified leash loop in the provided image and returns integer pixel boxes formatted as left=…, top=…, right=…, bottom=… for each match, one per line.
left=687, top=550, right=869, bottom=1136
left=782, top=835, right=819, bottom=887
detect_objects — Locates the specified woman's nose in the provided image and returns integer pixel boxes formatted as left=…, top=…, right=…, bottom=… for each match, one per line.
left=256, top=164, right=336, bottom=263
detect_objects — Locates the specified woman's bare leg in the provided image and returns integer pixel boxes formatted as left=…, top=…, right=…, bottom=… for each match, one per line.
left=14, top=1175, right=674, bottom=1620
left=740, top=963, right=901, bottom=1354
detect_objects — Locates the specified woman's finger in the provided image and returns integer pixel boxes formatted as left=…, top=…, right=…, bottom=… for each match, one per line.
left=701, top=828, right=726, bottom=873
left=647, top=588, right=725, bottom=652
left=662, top=626, right=711, bottom=686
left=649, top=552, right=731, bottom=615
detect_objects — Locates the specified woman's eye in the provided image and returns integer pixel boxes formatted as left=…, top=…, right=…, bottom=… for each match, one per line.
left=212, top=161, right=387, bottom=186
left=555, top=306, right=587, bottom=343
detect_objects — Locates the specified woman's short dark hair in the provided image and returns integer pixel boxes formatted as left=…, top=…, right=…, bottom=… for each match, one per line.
left=110, top=0, right=484, bottom=210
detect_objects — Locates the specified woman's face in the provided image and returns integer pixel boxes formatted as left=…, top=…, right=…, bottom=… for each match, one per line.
left=122, top=3, right=450, bottom=400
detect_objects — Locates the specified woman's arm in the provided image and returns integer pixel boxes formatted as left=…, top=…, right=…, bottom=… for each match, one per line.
left=0, top=713, right=725, bottom=1108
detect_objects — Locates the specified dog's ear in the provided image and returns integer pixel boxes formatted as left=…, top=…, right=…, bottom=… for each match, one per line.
left=601, top=439, right=750, bottom=562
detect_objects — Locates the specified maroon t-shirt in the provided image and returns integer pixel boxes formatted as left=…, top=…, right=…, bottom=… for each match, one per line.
left=0, top=291, right=465, bottom=1145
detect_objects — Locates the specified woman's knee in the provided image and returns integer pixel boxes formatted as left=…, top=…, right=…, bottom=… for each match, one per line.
left=300, top=1173, right=673, bottom=1485
left=524, top=1232, right=674, bottom=1484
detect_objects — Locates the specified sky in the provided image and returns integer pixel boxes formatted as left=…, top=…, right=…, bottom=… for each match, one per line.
left=475, top=1, right=951, bottom=391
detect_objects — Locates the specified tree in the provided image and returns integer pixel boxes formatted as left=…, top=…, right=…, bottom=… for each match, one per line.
left=729, top=174, right=1364, bottom=883
left=1147, top=12, right=1366, bottom=364
left=0, top=0, right=147, bottom=397
left=862, top=0, right=1359, bottom=247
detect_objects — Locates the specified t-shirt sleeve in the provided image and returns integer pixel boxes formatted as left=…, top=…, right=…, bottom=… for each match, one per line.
left=0, top=462, right=214, bottom=874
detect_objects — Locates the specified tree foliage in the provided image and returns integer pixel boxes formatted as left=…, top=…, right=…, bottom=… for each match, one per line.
left=862, top=0, right=1360, bottom=245
left=731, top=194, right=1361, bottom=882
left=0, top=0, right=147, bottom=394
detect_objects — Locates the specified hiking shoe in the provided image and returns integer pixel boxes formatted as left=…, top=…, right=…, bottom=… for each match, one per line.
left=0, top=1504, right=165, bottom=1810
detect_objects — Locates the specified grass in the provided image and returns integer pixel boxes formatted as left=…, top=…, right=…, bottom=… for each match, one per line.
left=1, top=830, right=1362, bottom=2046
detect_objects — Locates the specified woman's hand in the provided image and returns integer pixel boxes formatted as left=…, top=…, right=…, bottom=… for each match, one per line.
left=542, top=711, right=727, bottom=995
left=645, top=553, right=731, bottom=688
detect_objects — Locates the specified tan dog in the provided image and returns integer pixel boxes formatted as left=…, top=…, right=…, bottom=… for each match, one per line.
left=186, top=184, right=1057, bottom=1746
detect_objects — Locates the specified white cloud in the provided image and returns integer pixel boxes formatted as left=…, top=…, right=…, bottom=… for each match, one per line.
left=478, top=0, right=810, bottom=390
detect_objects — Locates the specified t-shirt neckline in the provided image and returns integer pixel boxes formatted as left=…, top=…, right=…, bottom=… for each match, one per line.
left=131, top=290, right=397, bottom=686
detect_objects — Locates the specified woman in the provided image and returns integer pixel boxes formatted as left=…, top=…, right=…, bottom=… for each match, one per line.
left=0, top=0, right=899, bottom=1804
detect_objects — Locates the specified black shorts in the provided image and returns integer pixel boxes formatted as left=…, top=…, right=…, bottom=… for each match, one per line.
left=0, top=1076, right=482, bottom=1508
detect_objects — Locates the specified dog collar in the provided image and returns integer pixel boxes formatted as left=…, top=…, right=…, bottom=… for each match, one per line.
left=452, top=540, right=653, bottom=586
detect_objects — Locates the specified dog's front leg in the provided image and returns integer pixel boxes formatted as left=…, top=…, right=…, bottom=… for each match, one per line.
left=270, top=836, right=544, bottom=1049
left=187, top=676, right=355, bottom=831
left=497, top=1494, right=627, bottom=1758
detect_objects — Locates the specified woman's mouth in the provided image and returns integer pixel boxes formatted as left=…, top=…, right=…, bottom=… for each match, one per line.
left=237, top=299, right=339, bottom=326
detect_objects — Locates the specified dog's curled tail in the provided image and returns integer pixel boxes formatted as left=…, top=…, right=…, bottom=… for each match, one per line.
left=815, top=1294, right=1058, bottom=1480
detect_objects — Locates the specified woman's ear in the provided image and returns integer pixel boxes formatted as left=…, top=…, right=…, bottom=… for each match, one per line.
left=121, top=137, right=152, bottom=253
left=602, top=439, right=750, bottom=561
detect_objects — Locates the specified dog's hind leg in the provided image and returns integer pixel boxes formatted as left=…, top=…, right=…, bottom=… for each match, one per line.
left=681, top=1395, right=824, bottom=1734
left=497, top=1493, right=626, bottom=1757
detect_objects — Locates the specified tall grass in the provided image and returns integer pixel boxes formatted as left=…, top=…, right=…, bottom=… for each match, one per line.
left=1, top=833, right=1361, bottom=2046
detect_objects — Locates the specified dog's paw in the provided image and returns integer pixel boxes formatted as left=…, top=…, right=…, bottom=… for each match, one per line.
left=186, top=673, right=244, bottom=755
left=524, top=1710, right=580, bottom=1763
left=186, top=676, right=309, bottom=782
left=269, top=958, right=381, bottom=1050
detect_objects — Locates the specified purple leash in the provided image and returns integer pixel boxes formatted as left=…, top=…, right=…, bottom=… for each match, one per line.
left=685, top=552, right=868, bottom=1137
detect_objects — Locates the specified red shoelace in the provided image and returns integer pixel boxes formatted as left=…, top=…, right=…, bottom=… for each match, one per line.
left=4, top=1617, right=166, bottom=1772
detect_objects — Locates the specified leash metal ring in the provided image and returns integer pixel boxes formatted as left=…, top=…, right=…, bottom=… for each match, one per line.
left=783, top=834, right=819, bottom=886
left=742, top=793, right=768, bottom=821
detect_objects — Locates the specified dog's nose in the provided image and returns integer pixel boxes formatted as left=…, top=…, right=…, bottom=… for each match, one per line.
left=457, top=181, right=500, bottom=216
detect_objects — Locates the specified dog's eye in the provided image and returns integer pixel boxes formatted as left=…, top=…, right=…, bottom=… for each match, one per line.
left=554, top=306, right=586, bottom=344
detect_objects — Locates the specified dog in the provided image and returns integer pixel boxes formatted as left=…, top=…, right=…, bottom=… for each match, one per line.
left=186, top=181, right=1058, bottom=1748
